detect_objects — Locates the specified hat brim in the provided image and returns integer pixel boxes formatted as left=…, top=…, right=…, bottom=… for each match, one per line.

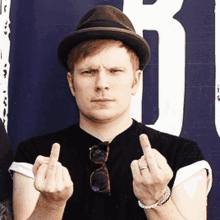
left=57, top=27, right=150, bottom=71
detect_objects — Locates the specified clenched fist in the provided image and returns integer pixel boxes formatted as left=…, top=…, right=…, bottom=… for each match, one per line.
left=32, top=143, right=74, bottom=205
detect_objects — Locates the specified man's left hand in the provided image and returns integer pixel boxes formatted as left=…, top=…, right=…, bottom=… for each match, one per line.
left=130, top=134, right=173, bottom=206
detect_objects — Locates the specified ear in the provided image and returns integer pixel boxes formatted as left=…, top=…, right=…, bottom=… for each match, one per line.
left=131, top=70, right=142, bottom=95
left=67, top=72, right=75, bottom=97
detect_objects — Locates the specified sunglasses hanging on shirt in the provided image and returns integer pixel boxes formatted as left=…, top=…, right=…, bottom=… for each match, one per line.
left=89, top=141, right=111, bottom=195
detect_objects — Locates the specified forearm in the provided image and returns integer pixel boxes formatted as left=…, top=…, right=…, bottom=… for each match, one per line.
left=27, top=195, right=66, bottom=220
left=144, top=198, right=187, bottom=220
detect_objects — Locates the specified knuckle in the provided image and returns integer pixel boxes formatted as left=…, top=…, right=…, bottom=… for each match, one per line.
left=163, top=159, right=168, bottom=166
left=163, top=157, right=168, bottom=163
left=168, top=170, right=173, bottom=179
left=34, top=181, right=40, bottom=190
left=164, top=167, right=173, bottom=177
left=45, top=186, right=53, bottom=193
left=153, top=149, right=160, bottom=156
left=152, top=149, right=157, bottom=154
left=49, top=164, right=56, bottom=171
left=135, top=177, right=143, bottom=185
left=70, top=181, right=74, bottom=188
left=143, top=182, right=151, bottom=188
left=34, top=156, right=39, bottom=165
left=139, top=156, right=145, bottom=162
left=65, top=183, right=72, bottom=190
left=153, top=174, right=163, bottom=183
left=66, top=181, right=73, bottom=188
left=36, top=155, right=42, bottom=161
left=137, top=160, right=143, bottom=166
left=62, top=166, right=67, bottom=170
left=56, top=162, right=62, bottom=167
left=57, top=186, right=64, bottom=193
left=65, top=182, right=74, bottom=191
left=160, top=155, right=167, bottom=163
left=146, top=179, right=153, bottom=186
left=134, top=179, right=141, bottom=185
left=153, top=177, right=161, bottom=184
left=34, top=181, right=44, bottom=192
left=62, top=166, right=69, bottom=173
left=141, top=155, right=145, bottom=160
left=130, top=161, right=135, bottom=168
left=34, top=155, right=49, bottom=167
left=137, top=160, right=142, bottom=167
left=163, top=175, right=171, bottom=183
left=41, top=164, right=48, bottom=169
left=36, top=155, right=43, bottom=163
left=145, top=154, right=153, bottom=161
left=131, top=160, right=137, bottom=167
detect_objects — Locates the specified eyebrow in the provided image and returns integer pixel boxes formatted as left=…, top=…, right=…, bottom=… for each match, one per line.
left=105, top=66, right=126, bottom=70
left=76, top=66, right=100, bottom=71
left=76, top=65, right=127, bottom=72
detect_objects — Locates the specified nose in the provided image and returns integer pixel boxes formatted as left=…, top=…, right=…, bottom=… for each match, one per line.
left=94, top=71, right=110, bottom=92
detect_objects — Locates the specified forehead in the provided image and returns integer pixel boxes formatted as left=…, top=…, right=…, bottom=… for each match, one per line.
left=75, top=45, right=132, bottom=69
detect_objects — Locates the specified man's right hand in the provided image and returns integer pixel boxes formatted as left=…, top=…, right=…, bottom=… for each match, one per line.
left=32, top=143, right=74, bottom=206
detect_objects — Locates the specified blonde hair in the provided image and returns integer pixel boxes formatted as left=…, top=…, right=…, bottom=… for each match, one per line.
left=67, top=39, right=140, bottom=73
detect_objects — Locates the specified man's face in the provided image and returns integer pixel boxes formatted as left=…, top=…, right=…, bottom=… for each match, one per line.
left=67, top=44, right=141, bottom=123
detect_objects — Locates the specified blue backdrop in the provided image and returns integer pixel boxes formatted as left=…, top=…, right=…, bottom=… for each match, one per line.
left=8, top=0, right=218, bottom=219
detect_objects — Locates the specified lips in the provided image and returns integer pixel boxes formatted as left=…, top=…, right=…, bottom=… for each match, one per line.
left=91, top=98, right=114, bottom=102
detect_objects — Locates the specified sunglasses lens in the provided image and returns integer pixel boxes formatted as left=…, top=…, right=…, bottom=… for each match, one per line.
left=91, top=170, right=108, bottom=192
left=90, top=144, right=108, bottom=163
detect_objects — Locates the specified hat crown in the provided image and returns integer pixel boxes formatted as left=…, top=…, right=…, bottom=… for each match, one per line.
left=76, top=5, right=135, bottom=32
left=57, top=5, right=150, bottom=71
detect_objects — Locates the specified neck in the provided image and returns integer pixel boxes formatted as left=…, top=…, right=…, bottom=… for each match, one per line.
left=79, top=114, right=133, bottom=142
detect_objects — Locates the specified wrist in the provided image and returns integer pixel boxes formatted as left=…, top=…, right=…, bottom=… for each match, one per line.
left=138, top=186, right=171, bottom=210
left=39, top=194, right=67, bottom=210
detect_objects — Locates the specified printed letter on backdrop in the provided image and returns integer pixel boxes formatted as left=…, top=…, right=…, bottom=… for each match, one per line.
left=124, top=0, right=185, bottom=136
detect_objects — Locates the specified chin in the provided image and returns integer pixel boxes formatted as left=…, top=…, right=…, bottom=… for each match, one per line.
left=90, top=115, right=116, bottom=123
left=85, top=111, right=119, bottom=123
left=81, top=107, right=130, bottom=123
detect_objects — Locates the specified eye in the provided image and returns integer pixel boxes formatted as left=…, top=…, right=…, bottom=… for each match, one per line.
left=82, top=70, right=97, bottom=74
left=110, top=69, right=122, bottom=73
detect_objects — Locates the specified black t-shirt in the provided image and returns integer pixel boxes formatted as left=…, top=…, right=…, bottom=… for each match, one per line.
left=14, top=120, right=204, bottom=219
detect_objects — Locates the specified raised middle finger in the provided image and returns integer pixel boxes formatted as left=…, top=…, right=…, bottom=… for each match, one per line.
left=46, top=143, right=60, bottom=179
left=139, top=134, right=159, bottom=173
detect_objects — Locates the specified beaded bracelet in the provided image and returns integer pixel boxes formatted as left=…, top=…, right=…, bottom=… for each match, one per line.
left=138, top=186, right=171, bottom=209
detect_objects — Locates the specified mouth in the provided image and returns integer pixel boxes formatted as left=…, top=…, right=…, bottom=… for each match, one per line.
left=91, top=98, right=115, bottom=102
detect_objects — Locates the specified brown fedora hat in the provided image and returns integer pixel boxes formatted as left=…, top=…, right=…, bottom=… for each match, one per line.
left=57, top=5, right=150, bottom=71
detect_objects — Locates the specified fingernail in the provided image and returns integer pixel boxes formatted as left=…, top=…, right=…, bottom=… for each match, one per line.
left=140, top=134, right=147, bottom=140
left=53, top=143, right=60, bottom=149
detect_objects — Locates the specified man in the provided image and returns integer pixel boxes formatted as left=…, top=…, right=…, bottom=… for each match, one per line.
left=9, top=5, right=212, bottom=220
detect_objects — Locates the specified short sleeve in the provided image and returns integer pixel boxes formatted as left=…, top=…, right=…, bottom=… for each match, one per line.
left=170, top=139, right=212, bottom=194
left=177, top=140, right=204, bottom=167
left=166, top=138, right=206, bottom=189
left=9, top=162, right=35, bottom=179
left=13, top=139, right=39, bottom=165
